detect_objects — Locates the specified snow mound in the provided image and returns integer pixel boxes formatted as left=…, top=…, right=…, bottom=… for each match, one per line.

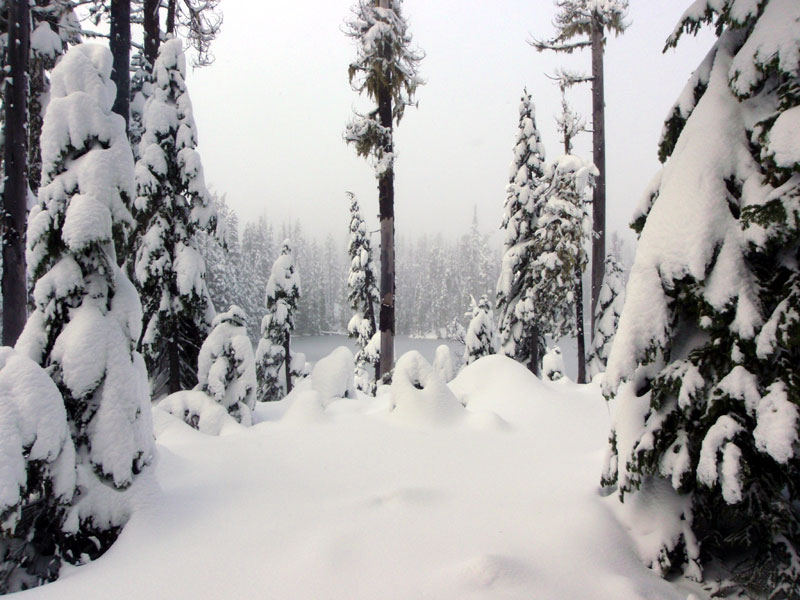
left=310, top=347, right=356, bottom=402
left=389, top=351, right=465, bottom=426
left=157, top=391, right=248, bottom=435
left=432, top=344, right=457, bottom=382
left=458, top=554, right=532, bottom=590
left=543, top=346, right=565, bottom=381
left=280, top=389, right=329, bottom=425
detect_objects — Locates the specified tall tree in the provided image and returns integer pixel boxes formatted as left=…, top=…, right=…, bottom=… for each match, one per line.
left=134, top=38, right=216, bottom=398
left=345, top=0, right=422, bottom=379
left=532, top=0, right=628, bottom=336
left=17, top=43, right=153, bottom=566
left=109, top=0, right=131, bottom=130
left=1, top=0, right=30, bottom=346
left=142, top=0, right=159, bottom=65
left=496, top=89, right=548, bottom=375
left=464, top=294, right=498, bottom=365
left=603, top=1, right=800, bottom=594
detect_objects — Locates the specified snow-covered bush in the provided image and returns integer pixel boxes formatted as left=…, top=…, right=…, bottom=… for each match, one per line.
left=18, top=43, right=153, bottom=565
left=542, top=347, right=565, bottom=381
left=603, top=1, right=800, bottom=593
left=134, top=38, right=216, bottom=399
left=496, top=90, right=548, bottom=373
left=157, top=390, right=246, bottom=435
left=310, top=347, right=356, bottom=402
left=196, top=306, right=256, bottom=426
left=464, top=295, right=498, bottom=365
left=587, top=254, right=625, bottom=378
left=391, top=351, right=464, bottom=426
left=0, top=348, right=76, bottom=593
left=256, top=241, right=301, bottom=402
left=433, top=344, right=458, bottom=382
left=346, top=193, right=379, bottom=394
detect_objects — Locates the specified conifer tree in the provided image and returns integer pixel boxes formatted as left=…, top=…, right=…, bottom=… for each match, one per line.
left=346, top=192, right=379, bottom=393
left=603, top=1, right=800, bottom=593
left=496, top=89, right=548, bottom=375
left=256, top=241, right=301, bottom=402
left=464, top=294, right=498, bottom=365
left=345, top=0, right=423, bottom=378
left=587, top=253, right=624, bottom=378
left=134, top=38, right=216, bottom=398
left=17, top=43, right=153, bottom=564
left=196, top=305, right=256, bottom=425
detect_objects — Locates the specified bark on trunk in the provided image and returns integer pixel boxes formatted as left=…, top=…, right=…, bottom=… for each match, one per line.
left=168, top=336, right=180, bottom=394
left=143, top=0, right=160, bottom=67
left=166, top=0, right=176, bottom=35
left=2, top=0, right=30, bottom=346
left=110, top=0, right=131, bottom=132
left=575, top=267, right=586, bottom=384
left=527, top=325, right=540, bottom=377
left=284, top=336, right=292, bottom=395
left=590, top=21, right=606, bottom=339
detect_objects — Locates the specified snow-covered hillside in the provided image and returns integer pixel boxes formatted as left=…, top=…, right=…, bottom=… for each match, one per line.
left=19, top=354, right=701, bottom=600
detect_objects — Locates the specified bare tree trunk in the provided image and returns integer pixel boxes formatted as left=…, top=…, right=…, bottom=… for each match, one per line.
left=376, top=0, right=395, bottom=379
left=27, top=61, right=46, bottom=196
left=575, top=268, right=586, bottom=384
left=284, top=336, right=292, bottom=395
left=590, top=20, right=606, bottom=339
left=168, top=336, right=180, bottom=394
left=2, top=0, right=30, bottom=346
left=110, top=0, right=131, bottom=132
left=143, top=0, right=160, bottom=67
left=166, top=0, right=176, bottom=35
left=528, top=325, right=540, bottom=377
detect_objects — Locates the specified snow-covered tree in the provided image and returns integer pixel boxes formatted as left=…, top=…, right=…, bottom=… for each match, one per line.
left=464, top=295, right=498, bottom=365
left=17, top=43, right=153, bottom=564
left=256, top=240, right=301, bottom=402
left=345, top=0, right=423, bottom=378
left=496, top=89, right=548, bottom=375
left=196, top=305, right=256, bottom=425
left=587, top=253, right=625, bottom=378
left=346, top=192, right=379, bottom=393
left=603, top=2, right=800, bottom=593
left=134, top=38, right=216, bottom=399
left=0, top=347, right=76, bottom=593
left=542, top=346, right=565, bottom=381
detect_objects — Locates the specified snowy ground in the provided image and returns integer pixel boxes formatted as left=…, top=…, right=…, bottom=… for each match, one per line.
left=19, top=353, right=705, bottom=600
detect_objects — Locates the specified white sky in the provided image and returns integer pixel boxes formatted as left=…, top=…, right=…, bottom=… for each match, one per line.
left=186, top=1, right=716, bottom=243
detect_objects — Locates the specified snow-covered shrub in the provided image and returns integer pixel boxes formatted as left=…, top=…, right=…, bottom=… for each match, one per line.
left=0, top=348, right=76, bottom=593
left=256, top=241, right=301, bottom=402
left=310, top=347, right=356, bottom=402
left=603, top=1, right=800, bottom=593
left=134, top=38, right=216, bottom=399
left=433, top=344, right=458, bottom=382
left=346, top=193, right=379, bottom=394
left=542, top=347, right=565, bottom=381
left=464, top=295, right=498, bottom=365
left=587, top=254, right=625, bottom=378
left=18, top=43, right=154, bottom=565
left=157, top=390, right=247, bottom=435
left=391, top=351, right=464, bottom=426
left=496, top=90, right=548, bottom=373
left=196, top=306, right=256, bottom=426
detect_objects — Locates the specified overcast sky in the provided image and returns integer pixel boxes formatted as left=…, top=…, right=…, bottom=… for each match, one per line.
left=186, top=1, right=716, bottom=244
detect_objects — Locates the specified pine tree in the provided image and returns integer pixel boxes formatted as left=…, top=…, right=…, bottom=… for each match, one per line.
left=532, top=0, right=629, bottom=335
left=346, top=193, right=379, bottom=393
left=256, top=240, right=301, bottom=402
left=587, top=253, right=624, bottom=378
left=603, top=2, right=800, bottom=593
left=134, top=38, right=216, bottom=399
left=496, top=89, right=548, bottom=375
left=17, top=43, right=153, bottom=564
left=464, top=295, right=498, bottom=365
left=196, top=305, right=256, bottom=425
left=345, top=0, right=423, bottom=378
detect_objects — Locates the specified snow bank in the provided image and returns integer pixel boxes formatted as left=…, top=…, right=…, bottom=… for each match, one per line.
left=157, top=391, right=248, bottom=435
left=389, top=351, right=465, bottom=426
left=310, top=346, right=356, bottom=402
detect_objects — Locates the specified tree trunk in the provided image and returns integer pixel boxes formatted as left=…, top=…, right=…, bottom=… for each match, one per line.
left=2, top=0, right=30, bottom=346
left=110, top=0, right=131, bottom=132
left=166, top=0, right=176, bottom=35
left=575, top=267, right=586, bottom=384
left=590, top=20, right=606, bottom=339
left=27, top=61, right=46, bottom=196
left=284, top=335, right=292, bottom=395
left=528, top=325, right=540, bottom=377
left=168, top=336, right=180, bottom=394
left=376, top=0, right=395, bottom=379
left=143, top=0, right=160, bottom=66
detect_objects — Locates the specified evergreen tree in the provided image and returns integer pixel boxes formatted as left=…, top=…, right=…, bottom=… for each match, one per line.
left=346, top=193, right=379, bottom=393
left=255, top=241, right=301, bottom=402
left=496, top=89, right=548, bottom=375
left=603, top=2, right=800, bottom=594
left=345, top=0, right=423, bottom=378
left=134, top=38, right=216, bottom=398
left=587, top=253, right=625, bottom=378
left=196, top=305, right=256, bottom=425
left=129, top=50, right=151, bottom=160
left=17, top=43, right=153, bottom=564
left=464, top=294, right=498, bottom=365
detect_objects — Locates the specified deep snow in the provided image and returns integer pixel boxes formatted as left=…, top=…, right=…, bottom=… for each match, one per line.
left=18, top=353, right=705, bottom=600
